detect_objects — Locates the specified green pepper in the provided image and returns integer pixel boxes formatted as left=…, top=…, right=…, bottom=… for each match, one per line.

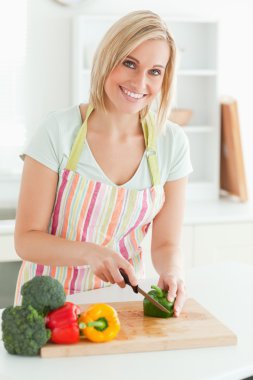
left=143, top=285, right=175, bottom=318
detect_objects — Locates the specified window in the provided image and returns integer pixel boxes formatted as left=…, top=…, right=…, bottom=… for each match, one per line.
left=0, top=1, right=27, bottom=178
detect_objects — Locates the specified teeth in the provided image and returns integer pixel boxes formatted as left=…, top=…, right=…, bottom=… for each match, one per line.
left=121, top=87, right=145, bottom=99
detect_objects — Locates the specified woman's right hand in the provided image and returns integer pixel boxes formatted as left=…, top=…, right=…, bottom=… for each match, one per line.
left=86, top=246, right=138, bottom=288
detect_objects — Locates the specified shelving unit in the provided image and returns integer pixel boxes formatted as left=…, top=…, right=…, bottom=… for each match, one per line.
left=71, top=15, right=219, bottom=201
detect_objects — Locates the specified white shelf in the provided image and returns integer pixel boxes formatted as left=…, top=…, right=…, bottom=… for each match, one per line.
left=182, top=126, right=215, bottom=133
left=178, top=70, right=218, bottom=76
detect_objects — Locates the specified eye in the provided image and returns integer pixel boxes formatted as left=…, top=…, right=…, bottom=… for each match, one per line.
left=149, top=68, right=162, bottom=76
left=123, top=60, right=136, bottom=69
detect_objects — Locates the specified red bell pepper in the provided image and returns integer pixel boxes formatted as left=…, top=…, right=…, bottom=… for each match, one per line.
left=45, top=302, right=80, bottom=344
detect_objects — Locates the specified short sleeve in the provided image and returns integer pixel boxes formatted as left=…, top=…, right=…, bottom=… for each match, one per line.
left=166, top=124, right=193, bottom=181
left=20, top=113, right=61, bottom=173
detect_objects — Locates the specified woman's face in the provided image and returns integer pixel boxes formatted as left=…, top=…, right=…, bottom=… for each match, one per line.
left=104, top=39, right=170, bottom=115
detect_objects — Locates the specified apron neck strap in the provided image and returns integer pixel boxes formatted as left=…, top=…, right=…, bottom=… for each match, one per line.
left=66, top=104, right=93, bottom=171
left=66, top=105, right=161, bottom=186
left=141, top=112, right=161, bottom=186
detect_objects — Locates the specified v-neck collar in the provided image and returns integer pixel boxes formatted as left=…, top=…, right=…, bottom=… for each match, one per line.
left=77, top=105, right=148, bottom=187
left=67, top=104, right=160, bottom=186
left=84, top=138, right=147, bottom=188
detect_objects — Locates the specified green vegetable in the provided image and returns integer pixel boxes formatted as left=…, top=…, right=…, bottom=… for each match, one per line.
left=21, top=275, right=66, bottom=316
left=1, top=305, right=51, bottom=356
left=143, top=285, right=175, bottom=318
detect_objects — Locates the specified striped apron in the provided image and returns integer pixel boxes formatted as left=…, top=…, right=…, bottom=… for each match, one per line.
left=14, top=105, right=165, bottom=305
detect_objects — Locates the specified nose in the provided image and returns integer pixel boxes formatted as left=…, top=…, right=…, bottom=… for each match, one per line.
left=132, top=70, right=147, bottom=93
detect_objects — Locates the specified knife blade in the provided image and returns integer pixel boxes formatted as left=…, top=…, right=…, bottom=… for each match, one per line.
left=119, top=269, right=169, bottom=314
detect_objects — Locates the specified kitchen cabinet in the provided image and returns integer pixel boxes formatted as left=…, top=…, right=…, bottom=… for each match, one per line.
left=142, top=222, right=253, bottom=278
left=0, top=212, right=18, bottom=262
left=0, top=221, right=21, bottom=308
left=0, top=235, right=19, bottom=262
left=142, top=200, right=253, bottom=277
left=72, top=15, right=219, bottom=201
left=193, top=222, right=253, bottom=266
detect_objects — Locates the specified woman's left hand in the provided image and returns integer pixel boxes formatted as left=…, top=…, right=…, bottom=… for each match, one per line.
left=157, top=271, right=186, bottom=317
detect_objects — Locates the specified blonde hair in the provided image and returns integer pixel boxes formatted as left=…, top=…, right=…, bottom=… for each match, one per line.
left=89, top=10, right=177, bottom=134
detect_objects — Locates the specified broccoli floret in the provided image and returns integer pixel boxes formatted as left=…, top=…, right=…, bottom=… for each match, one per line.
left=21, top=275, right=66, bottom=316
left=1, top=304, right=51, bottom=356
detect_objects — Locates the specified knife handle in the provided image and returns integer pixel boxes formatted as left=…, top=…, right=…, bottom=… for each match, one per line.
left=119, top=269, right=138, bottom=294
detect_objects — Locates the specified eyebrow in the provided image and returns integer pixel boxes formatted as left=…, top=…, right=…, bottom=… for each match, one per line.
left=126, top=55, right=165, bottom=69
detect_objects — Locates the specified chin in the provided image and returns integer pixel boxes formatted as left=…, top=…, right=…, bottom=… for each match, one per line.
left=115, top=97, right=149, bottom=115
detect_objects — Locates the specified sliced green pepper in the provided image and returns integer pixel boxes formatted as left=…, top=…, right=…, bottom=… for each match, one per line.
left=143, top=285, right=175, bottom=318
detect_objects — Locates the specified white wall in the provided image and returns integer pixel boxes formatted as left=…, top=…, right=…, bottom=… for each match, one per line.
left=26, top=0, right=253, bottom=200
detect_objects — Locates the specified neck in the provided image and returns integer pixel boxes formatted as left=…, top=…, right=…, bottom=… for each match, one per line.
left=90, top=105, right=142, bottom=137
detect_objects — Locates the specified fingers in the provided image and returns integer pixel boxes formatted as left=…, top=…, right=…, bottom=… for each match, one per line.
left=167, top=278, right=177, bottom=302
left=95, top=268, right=121, bottom=286
left=103, top=268, right=115, bottom=284
left=173, top=281, right=186, bottom=317
left=158, top=274, right=177, bottom=301
left=120, top=262, right=138, bottom=287
left=97, top=273, right=109, bottom=283
left=157, top=277, right=165, bottom=290
left=94, top=265, right=115, bottom=284
left=158, top=274, right=186, bottom=318
left=94, top=255, right=138, bottom=288
left=110, top=266, right=125, bottom=288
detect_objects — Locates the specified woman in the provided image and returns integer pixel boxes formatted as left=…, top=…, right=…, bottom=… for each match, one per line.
left=14, top=10, right=192, bottom=317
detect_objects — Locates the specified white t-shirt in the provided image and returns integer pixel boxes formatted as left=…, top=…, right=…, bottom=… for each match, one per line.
left=21, top=105, right=193, bottom=188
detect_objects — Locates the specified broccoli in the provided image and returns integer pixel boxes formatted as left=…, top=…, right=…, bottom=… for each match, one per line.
left=21, top=275, right=66, bottom=316
left=1, top=304, right=51, bottom=356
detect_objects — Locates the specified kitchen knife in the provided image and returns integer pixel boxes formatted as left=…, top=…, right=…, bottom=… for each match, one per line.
left=119, top=269, right=169, bottom=314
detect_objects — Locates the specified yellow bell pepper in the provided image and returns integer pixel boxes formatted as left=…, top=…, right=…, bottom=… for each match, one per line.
left=78, top=303, right=120, bottom=343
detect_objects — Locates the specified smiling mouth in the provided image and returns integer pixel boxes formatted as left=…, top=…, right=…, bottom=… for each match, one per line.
left=119, top=86, right=147, bottom=100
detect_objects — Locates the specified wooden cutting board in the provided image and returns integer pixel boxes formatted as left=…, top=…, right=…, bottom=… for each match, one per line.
left=40, top=298, right=237, bottom=358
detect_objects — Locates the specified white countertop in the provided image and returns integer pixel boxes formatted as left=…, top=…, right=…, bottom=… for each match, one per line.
left=184, top=198, right=253, bottom=224
left=1, top=261, right=253, bottom=380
